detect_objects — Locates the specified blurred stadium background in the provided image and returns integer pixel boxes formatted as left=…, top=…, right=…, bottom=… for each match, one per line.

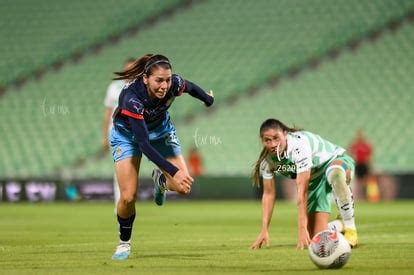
left=1, top=0, right=414, bottom=202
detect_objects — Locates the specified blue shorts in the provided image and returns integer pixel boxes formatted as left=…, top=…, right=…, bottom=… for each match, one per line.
left=110, top=119, right=182, bottom=162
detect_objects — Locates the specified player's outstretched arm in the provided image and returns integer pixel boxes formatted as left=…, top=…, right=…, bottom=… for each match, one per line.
left=184, top=80, right=214, bottom=107
left=251, top=178, right=276, bottom=250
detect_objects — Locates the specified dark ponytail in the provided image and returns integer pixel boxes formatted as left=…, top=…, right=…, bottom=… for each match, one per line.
left=252, top=119, right=302, bottom=186
left=252, top=147, right=269, bottom=186
left=113, top=54, right=172, bottom=81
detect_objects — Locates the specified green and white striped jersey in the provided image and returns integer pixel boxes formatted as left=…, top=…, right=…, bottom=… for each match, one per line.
left=260, top=131, right=345, bottom=180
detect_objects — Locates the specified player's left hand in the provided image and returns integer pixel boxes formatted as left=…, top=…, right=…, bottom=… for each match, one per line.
left=205, top=90, right=214, bottom=107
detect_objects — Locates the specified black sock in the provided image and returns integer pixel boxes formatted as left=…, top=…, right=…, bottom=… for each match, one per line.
left=117, top=214, right=135, bottom=242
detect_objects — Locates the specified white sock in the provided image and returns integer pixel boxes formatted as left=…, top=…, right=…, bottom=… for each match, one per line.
left=326, top=165, right=356, bottom=230
left=328, top=219, right=344, bottom=232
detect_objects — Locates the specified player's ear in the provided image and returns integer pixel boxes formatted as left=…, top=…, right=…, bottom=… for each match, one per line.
left=143, top=74, right=149, bottom=85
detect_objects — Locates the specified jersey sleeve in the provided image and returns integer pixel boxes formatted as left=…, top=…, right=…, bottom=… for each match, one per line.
left=260, top=159, right=274, bottom=179
left=291, top=137, right=313, bottom=174
left=171, top=74, right=186, bottom=96
left=120, top=94, right=145, bottom=120
left=171, top=74, right=214, bottom=106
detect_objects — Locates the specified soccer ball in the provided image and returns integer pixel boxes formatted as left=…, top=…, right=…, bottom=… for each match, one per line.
left=308, top=230, right=351, bottom=269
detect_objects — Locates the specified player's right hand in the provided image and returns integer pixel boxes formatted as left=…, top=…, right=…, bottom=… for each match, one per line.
left=296, top=228, right=311, bottom=250
left=250, top=230, right=269, bottom=250
left=173, top=170, right=194, bottom=194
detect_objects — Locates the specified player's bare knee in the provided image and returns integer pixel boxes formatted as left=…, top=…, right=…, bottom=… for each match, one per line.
left=330, top=160, right=343, bottom=166
left=120, top=193, right=136, bottom=205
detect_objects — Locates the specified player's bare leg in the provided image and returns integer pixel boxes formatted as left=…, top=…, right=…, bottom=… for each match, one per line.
left=308, top=212, right=329, bottom=238
left=112, top=157, right=141, bottom=260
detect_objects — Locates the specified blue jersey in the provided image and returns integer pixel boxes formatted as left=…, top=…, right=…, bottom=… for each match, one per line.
left=113, top=74, right=186, bottom=131
left=109, top=73, right=212, bottom=176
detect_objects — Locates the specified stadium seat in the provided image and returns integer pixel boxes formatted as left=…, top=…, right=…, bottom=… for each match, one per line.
left=1, top=0, right=413, bottom=178
left=0, top=0, right=186, bottom=86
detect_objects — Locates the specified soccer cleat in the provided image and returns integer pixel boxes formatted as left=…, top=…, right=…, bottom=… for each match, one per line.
left=344, top=228, right=358, bottom=248
left=152, top=168, right=167, bottom=206
left=112, top=240, right=131, bottom=260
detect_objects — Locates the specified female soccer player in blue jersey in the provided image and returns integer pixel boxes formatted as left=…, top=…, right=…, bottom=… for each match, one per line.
left=250, top=119, right=357, bottom=250
left=110, top=54, right=214, bottom=260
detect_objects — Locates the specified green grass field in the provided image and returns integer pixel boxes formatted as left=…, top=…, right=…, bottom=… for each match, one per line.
left=0, top=200, right=413, bottom=274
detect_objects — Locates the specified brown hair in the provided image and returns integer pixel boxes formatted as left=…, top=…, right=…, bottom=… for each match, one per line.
left=252, top=119, right=302, bottom=186
left=113, top=54, right=171, bottom=81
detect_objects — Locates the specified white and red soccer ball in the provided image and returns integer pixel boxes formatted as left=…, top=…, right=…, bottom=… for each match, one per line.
left=308, top=229, right=351, bottom=269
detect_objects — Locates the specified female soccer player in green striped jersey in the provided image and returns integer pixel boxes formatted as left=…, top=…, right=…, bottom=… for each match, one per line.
left=251, top=119, right=358, bottom=250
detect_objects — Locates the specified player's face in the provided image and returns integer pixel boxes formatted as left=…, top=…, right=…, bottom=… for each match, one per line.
left=144, top=67, right=172, bottom=99
left=261, top=128, right=288, bottom=156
